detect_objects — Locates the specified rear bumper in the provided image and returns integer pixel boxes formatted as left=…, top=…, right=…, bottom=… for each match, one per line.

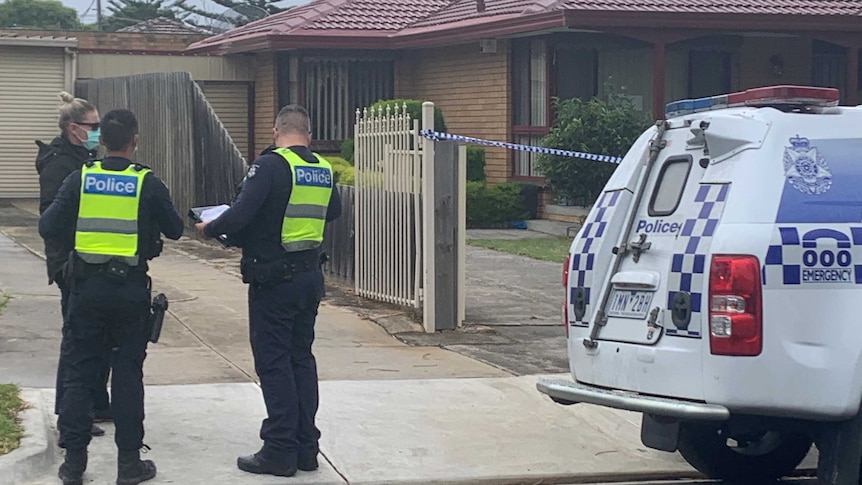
left=537, top=378, right=731, bottom=421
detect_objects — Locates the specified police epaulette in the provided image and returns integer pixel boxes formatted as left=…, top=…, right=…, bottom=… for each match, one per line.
left=133, top=163, right=149, bottom=172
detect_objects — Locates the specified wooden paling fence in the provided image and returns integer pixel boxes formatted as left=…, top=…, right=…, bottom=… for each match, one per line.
left=75, top=72, right=247, bottom=222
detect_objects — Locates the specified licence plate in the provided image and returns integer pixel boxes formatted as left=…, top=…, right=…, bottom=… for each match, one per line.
left=607, top=289, right=654, bottom=319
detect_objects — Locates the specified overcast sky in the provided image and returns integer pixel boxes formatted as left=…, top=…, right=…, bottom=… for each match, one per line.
left=59, top=0, right=311, bottom=23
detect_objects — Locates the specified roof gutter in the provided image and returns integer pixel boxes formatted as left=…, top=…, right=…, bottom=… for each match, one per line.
left=563, top=10, right=862, bottom=33
left=0, top=36, right=78, bottom=48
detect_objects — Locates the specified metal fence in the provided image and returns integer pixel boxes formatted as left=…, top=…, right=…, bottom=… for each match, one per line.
left=354, top=104, right=423, bottom=308
left=75, top=72, right=247, bottom=221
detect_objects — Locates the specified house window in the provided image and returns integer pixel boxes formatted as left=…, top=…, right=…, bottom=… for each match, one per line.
left=688, top=51, right=732, bottom=98
left=302, top=58, right=394, bottom=148
left=512, top=38, right=548, bottom=177
left=555, top=48, right=598, bottom=101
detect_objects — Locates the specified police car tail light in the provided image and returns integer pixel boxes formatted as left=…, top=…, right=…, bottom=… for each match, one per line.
left=708, top=255, right=762, bottom=357
left=563, top=255, right=571, bottom=338
left=665, top=85, right=840, bottom=118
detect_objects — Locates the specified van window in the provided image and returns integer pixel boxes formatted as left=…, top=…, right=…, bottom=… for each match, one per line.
left=649, top=157, right=692, bottom=216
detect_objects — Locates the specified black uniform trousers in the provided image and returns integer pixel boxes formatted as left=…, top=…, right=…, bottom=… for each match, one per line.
left=55, top=275, right=111, bottom=417
left=248, top=268, right=324, bottom=467
left=58, top=271, right=151, bottom=451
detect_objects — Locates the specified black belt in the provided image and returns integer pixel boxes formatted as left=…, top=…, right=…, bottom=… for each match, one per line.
left=241, top=251, right=320, bottom=288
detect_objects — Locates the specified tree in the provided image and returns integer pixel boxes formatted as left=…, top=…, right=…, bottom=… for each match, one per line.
left=172, top=0, right=284, bottom=32
left=0, top=0, right=81, bottom=30
left=102, top=0, right=186, bottom=31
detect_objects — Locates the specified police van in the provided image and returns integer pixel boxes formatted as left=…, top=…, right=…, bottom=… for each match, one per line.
left=537, top=86, right=862, bottom=482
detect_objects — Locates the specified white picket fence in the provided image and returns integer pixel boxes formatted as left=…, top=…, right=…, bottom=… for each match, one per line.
left=353, top=104, right=424, bottom=308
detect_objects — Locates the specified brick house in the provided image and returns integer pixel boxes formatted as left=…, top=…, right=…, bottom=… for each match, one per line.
left=186, top=0, right=861, bottom=214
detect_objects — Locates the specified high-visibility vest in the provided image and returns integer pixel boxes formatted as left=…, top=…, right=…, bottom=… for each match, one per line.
left=75, top=161, right=149, bottom=266
left=273, top=148, right=333, bottom=252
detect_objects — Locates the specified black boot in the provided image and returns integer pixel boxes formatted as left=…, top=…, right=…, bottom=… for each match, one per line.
left=298, top=453, right=319, bottom=472
left=237, top=452, right=297, bottom=477
left=58, top=448, right=87, bottom=485
left=117, top=449, right=157, bottom=485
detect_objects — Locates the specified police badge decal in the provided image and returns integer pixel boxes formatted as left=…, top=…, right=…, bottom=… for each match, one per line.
left=783, top=135, right=832, bottom=195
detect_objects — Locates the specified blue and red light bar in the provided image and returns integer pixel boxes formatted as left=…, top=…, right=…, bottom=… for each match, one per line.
left=665, top=85, right=840, bottom=118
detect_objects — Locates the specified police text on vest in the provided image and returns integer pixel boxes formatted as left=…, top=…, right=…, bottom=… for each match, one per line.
left=83, top=174, right=139, bottom=197
left=295, top=166, right=332, bottom=188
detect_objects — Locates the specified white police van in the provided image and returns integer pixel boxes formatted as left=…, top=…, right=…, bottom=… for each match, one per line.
left=538, top=86, right=862, bottom=483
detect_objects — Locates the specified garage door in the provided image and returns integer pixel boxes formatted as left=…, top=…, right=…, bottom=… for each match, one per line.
left=199, top=82, right=252, bottom=161
left=0, top=45, right=70, bottom=198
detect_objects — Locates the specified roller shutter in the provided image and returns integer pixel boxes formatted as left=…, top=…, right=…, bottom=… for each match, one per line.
left=199, top=82, right=252, bottom=160
left=0, top=45, right=70, bottom=198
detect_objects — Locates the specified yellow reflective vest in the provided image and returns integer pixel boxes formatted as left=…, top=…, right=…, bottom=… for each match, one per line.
left=75, top=161, right=149, bottom=265
left=273, top=148, right=333, bottom=252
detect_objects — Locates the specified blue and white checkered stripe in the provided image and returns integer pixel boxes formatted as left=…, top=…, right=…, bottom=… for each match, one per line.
left=419, top=130, right=623, bottom=164
left=665, top=184, right=730, bottom=338
left=570, top=191, right=622, bottom=327
left=762, top=227, right=862, bottom=286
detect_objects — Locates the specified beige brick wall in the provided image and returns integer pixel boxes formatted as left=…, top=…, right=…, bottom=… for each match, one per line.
left=395, top=41, right=511, bottom=184
left=253, top=52, right=277, bottom=160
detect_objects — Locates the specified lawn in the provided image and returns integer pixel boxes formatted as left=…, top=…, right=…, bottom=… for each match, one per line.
left=468, top=236, right=572, bottom=263
left=0, top=384, right=24, bottom=456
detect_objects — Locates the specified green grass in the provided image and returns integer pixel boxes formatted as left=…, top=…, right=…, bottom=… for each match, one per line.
left=469, top=237, right=572, bottom=263
left=0, top=384, right=24, bottom=456
left=0, top=293, right=8, bottom=315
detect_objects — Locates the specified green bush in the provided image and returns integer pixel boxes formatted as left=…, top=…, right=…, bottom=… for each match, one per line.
left=466, top=146, right=486, bottom=182
left=328, top=156, right=354, bottom=186
left=370, top=99, right=447, bottom=132
left=536, top=87, right=652, bottom=206
left=340, top=138, right=355, bottom=164
left=466, top=182, right=528, bottom=228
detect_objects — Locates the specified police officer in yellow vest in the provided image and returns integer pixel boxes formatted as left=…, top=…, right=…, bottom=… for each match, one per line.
left=39, top=109, right=184, bottom=485
left=196, top=104, right=341, bottom=477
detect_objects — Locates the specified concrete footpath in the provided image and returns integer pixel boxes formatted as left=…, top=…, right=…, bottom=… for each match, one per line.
left=0, top=201, right=700, bottom=484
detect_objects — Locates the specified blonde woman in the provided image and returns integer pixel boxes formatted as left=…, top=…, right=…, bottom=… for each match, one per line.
left=35, top=92, right=112, bottom=440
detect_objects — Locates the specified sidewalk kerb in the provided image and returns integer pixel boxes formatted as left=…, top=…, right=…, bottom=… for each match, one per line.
left=0, top=389, right=56, bottom=484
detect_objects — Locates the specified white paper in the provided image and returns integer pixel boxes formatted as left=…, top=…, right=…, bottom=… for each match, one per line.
left=200, top=204, right=230, bottom=223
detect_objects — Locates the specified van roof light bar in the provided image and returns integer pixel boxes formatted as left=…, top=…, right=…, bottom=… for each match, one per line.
left=665, top=85, right=840, bottom=118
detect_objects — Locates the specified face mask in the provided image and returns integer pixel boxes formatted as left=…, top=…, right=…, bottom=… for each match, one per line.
left=82, top=128, right=100, bottom=151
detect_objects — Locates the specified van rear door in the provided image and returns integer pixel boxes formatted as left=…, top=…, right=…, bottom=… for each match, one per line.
left=583, top=122, right=726, bottom=347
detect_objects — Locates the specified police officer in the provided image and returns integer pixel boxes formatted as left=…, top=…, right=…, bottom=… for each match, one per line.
left=39, top=109, right=184, bottom=485
left=36, top=92, right=112, bottom=437
left=196, top=104, right=341, bottom=477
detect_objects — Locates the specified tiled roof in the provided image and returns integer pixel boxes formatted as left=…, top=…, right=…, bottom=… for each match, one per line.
left=187, top=0, right=862, bottom=53
left=117, top=17, right=209, bottom=35
left=306, top=0, right=455, bottom=30
left=560, top=0, right=862, bottom=16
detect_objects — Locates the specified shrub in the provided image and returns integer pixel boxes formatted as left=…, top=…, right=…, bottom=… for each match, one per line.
left=466, top=182, right=529, bottom=227
left=466, top=146, right=486, bottom=182
left=369, top=99, right=447, bottom=132
left=328, top=156, right=354, bottom=186
left=340, top=138, right=355, bottom=164
left=536, top=87, right=652, bottom=206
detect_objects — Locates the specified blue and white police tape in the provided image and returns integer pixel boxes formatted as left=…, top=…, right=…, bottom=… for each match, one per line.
left=419, top=130, right=623, bottom=164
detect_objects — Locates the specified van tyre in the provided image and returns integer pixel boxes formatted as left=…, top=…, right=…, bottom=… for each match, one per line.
left=677, top=424, right=812, bottom=481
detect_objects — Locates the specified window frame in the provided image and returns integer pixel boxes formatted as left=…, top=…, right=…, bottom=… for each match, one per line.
left=511, top=37, right=552, bottom=181
left=648, top=155, right=693, bottom=217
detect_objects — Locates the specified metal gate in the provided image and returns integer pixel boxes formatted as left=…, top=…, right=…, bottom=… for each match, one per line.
left=354, top=104, right=423, bottom=308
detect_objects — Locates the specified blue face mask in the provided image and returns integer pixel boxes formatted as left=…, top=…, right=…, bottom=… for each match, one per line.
left=82, top=128, right=100, bottom=151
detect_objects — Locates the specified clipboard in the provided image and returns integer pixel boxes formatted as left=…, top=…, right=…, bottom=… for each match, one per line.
left=189, top=205, right=231, bottom=246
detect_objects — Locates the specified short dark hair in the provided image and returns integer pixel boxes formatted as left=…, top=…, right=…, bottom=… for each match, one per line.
left=101, top=109, right=139, bottom=151
left=275, top=104, right=311, bottom=135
